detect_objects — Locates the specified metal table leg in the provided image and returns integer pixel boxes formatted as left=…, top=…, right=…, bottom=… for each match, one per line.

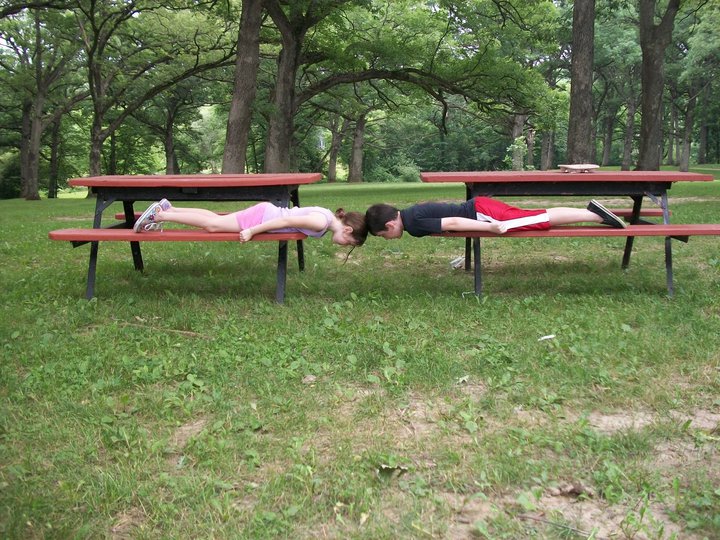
left=473, top=238, right=482, bottom=296
left=290, top=189, right=305, bottom=272
left=275, top=240, right=288, bottom=304
left=622, top=195, right=643, bottom=269
left=122, top=201, right=144, bottom=271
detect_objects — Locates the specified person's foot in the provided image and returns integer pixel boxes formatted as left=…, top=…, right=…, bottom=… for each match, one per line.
left=134, top=202, right=164, bottom=232
left=587, top=200, right=626, bottom=228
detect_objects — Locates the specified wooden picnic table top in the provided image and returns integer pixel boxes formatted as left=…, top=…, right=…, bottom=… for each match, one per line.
left=420, top=170, right=714, bottom=183
left=69, top=173, right=322, bottom=188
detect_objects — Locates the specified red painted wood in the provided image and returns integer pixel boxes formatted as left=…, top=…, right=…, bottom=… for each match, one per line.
left=69, top=173, right=322, bottom=188
left=420, top=171, right=713, bottom=183
left=434, top=224, right=720, bottom=238
left=49, top=229, right=306, bottom=242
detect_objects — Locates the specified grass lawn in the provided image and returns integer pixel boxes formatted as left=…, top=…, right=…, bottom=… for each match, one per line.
left=2, top=177, right=719, bottom=539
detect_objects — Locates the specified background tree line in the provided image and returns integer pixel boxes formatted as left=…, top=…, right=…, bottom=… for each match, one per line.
left=1, top=0, right=718, bottom=200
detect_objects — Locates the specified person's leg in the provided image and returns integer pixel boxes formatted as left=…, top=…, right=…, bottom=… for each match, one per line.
left=547, top=203, right=626, bottom=228
left=586, top=200, right=626, bottom=228
left=159, top=206, right=222, bottom=218
left=546, top=207, right=602, bottom=225
left=155, top=208, right=240, bottom=232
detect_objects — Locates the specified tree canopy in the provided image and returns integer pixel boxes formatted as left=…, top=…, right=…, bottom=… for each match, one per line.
left=1, top=0, right=718, bottom=198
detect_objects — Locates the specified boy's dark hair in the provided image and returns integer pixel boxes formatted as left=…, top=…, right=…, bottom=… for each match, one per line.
left=365, top=204, right=400, bottom=235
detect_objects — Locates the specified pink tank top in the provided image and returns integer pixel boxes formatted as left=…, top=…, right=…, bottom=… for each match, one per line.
left=261, top=204, right=334, bottom=237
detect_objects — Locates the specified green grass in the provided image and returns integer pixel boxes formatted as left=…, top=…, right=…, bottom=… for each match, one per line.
left=2, top=179, right=720, bottom=539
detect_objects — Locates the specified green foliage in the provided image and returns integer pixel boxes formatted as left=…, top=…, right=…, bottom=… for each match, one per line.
left=0, top=153, right=21, bottom=199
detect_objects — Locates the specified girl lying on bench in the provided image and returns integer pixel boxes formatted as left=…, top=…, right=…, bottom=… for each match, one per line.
left=134, top=200, right=367, bottom=246
left=365, top=197, right=626, bottom=239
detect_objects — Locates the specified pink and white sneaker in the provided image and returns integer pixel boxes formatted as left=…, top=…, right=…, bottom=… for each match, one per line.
left=134, top=202, right=164, bottom=232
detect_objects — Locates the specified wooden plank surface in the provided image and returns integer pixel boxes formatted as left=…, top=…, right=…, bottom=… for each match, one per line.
left=69, top=173, right=322, bottom=188
left=420, top=171, right=714, bottom=183
left=49, top=229, right=306, bottom=242
left=434, top=224, right=720, bottom=238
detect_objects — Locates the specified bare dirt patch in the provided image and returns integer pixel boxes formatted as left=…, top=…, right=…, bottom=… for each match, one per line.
left=456, top=379, right=488, bottom=398
left=577, top=408, right=720, bottom=436
left=168, top=417, right=209, bottom=450
left=652, top=440, right=717, bottom=474
left=442, top=483, right=704, bottom=539
left=443, top=491, right=500, bottom=539
left=164, top=417, right=209, bottom=467
left=110, top=507, right=146, bottom=539
left=395, top=392, right=443, bottom=439
left=585, top=410, right=657, bottom=434
left=527, top=491, right=693, bottom=540
left=673, top=409, right=720, bottom=431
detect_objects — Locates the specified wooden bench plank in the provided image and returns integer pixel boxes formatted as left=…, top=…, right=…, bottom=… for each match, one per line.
left=433, top=224, right=720, bottom=239
left=49, top=228, right=306, bottom=242
left=609, top=209, right=664, bottom=218
left=433, top=223, right=720, bottom=297
left=49, top=228, right=307, bottom=303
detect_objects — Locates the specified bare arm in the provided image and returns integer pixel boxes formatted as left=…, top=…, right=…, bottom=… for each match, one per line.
left=441, top=217, right=507, bottom=234
left=239, top=212, right=327, bottom=242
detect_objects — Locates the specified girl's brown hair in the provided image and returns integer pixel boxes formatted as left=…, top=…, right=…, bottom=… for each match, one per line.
left=335, top=208, right=368, bottom=246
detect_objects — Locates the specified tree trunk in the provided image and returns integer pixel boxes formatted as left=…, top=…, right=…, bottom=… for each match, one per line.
left=264, top=2, right=306, bottom=173
left=48, top=117, right=61, bottom=198
left=566, top=0, right=595, bottom=164
left=21, top=94, right=44, bottom=200
left=108, top=132, right=117, bottom=175
left=348, top=114, right=366, bottom=183
left=636, top=0, right=680, bottom=170
left=697, top=83, right=709, bottom=164
left=511, top=114, right=526, bottom=170
left=675, top=106, right=682, bottom=165
left=164, top=126, right=180, bottom=175
left=19, top=100, right=32, bottom=198
left=526, top=128, right=536, bottom=169
left=601, top=107, right=616, bottom=166
left=540, top=130, right=554, bottom=170
left=327, top=114, right=348, bottom=183
left=621, top=97, right=636, bottom=171
left=89, top=105, right=104, bottom=177
left=161, top=101, right=180, bottom=174
left=666, top=99, right=677, bottom=165
left=698, top=124, right=707, bottom=165
left=679, top=91, right=696, bottom=172
left=222, top=0, right=264, bottom=173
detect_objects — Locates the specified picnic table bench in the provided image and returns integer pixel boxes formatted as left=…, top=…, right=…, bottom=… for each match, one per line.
left=421, top=170, right=718, bottom=296
left=49, top=173, right=321, bottom=303
left=435, top=224, right=720, bottom=296
left=49, top=228, right=306, bottom=303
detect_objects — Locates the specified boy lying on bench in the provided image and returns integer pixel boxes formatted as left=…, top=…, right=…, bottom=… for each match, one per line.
left=365, top=197, right=626, bottom=239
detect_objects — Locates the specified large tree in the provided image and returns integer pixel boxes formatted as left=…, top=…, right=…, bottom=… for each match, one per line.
left=221, top=0, right=265, bottom=173
left=74, top=0, right=236, bottom=176
left=0, top=8, right=86, bottom=199
left=566, top=0, right=595, bottom=163
left=636, top=0, right=680, bottom=170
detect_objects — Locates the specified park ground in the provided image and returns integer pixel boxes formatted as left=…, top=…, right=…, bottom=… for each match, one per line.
left=1, top=171, right=719, bottom=538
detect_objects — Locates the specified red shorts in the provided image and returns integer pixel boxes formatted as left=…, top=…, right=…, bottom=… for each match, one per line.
left=474, top=197, right=551, bottom=231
